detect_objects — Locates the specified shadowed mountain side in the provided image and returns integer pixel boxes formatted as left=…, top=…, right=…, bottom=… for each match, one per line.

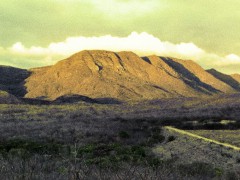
left=0, top=66, right=31, bottom=97
left=23, top=50, right=239, bottom=101
left=160, top=57, right=219, bottom=95
left=160, top=57, right=237, bottom=94
left=94, top=98, right=123, bottom=104
left=52, top=94, right=98, bottom=104
left=20, top=98, right=51, bottom=105
left=141, top=56, right=152, bottom=64
left=207, top=69, right=240, bottom=91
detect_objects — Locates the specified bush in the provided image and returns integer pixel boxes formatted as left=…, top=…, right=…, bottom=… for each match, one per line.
left=226, top=171, right=239, bottom=180
left=178, top=162, right=219, bottom=177
left=167, top=136, right=176, bottom=142
left=0, top=139, right=63, bottom=157
left=118, top=131, right=130, bottom=139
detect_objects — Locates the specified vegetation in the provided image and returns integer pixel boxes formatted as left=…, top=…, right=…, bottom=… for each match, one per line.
left=0, top=96, right=239, bottom=179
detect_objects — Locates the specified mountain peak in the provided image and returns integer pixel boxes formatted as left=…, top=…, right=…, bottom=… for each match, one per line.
left=207, top=68, right=217, bottom=72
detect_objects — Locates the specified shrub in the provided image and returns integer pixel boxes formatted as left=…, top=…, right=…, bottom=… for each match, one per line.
left=0, top=139, right=63, bottom=157
left=118, top=131, right=130, bottom=139
left=178, top=162, right=218, bottom=177
left=167, top=136, right=176, bottom=142
left=226, top=171, right=239, bottom=180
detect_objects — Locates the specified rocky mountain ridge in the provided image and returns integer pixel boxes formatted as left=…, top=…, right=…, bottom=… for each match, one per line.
left=0, top=50, right=239, bottom=102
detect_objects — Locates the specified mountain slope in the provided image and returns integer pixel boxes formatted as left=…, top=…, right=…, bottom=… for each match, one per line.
left=161, top=58, right=237, bottom=94
left=0, top=66, right=30, bottom=97
left=231, top=74, right=240, bottom=83
left=207, top=69, right=240, bottom=91
left=24, top=50, right=180, bottom=100
left=23, top=50, right=237, bottom=101
left=0, top=50, right=238, bottom=101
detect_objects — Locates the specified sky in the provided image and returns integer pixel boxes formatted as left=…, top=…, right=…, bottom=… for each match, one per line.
left=0, top=0, right=240, bottom=74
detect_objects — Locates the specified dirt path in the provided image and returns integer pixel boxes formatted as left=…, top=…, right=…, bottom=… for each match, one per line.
left=165, top=126, right=240, bottom=151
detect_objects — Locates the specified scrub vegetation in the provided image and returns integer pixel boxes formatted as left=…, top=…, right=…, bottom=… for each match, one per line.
left=0, top=95, right=240, bottom=179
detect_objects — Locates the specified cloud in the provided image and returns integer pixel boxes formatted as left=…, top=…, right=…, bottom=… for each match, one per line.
left=10, top=42, right=49, bottom=56
left=9, top=32, right=205, bottom=57
left=225, top=54, right=240, bottom=64
left=5, top=32, right=240, bottom=73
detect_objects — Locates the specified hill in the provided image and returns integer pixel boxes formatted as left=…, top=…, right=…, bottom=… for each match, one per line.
left=0, top=50, right=239, bottom=101
left=231, top=73, right=240, bottom=83
left=0, top=66, right=30, bottom=97
left=207, top=69, right=240, bottom=91
left=23, top=50, right=239, bottom=101
left=52, top=94, right=98, bottom=104
left=0, top=90, right=20, bottom=104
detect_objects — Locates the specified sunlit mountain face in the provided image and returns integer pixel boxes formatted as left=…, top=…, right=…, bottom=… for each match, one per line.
left=0, top=50, right=239, bottom=102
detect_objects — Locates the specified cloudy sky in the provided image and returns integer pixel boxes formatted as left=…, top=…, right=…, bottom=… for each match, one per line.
left=0, top=0, right=240, bottom=74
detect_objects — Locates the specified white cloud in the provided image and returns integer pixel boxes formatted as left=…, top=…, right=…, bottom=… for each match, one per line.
left=208, top=53, right=240, bottom=68
left=6, top=32, right=240, bottom=72
left=9, top=32, right=205, bottom=58
left=176, top=43, right=204, bottom=57
left=10, top=42, right=48, bottom=55
left=225, top=54, right=240, bottom=63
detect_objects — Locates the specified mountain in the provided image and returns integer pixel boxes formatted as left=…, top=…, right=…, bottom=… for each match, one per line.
left=21, top=50, right=239, bottom=101
left=207, top=69, right=240, bottom=91
left=25, top=51, right=179, bottom=100
left=0, top=50, right=239, bottom=101
left=159, top=57, right=236, bottom=94
left=231, top=74, right=240, bottom=83
left=0, top=66, right=30, bottom=97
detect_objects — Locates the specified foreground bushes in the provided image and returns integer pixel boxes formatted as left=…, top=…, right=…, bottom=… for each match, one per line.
left=0, top=138, right=238, bottom=179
